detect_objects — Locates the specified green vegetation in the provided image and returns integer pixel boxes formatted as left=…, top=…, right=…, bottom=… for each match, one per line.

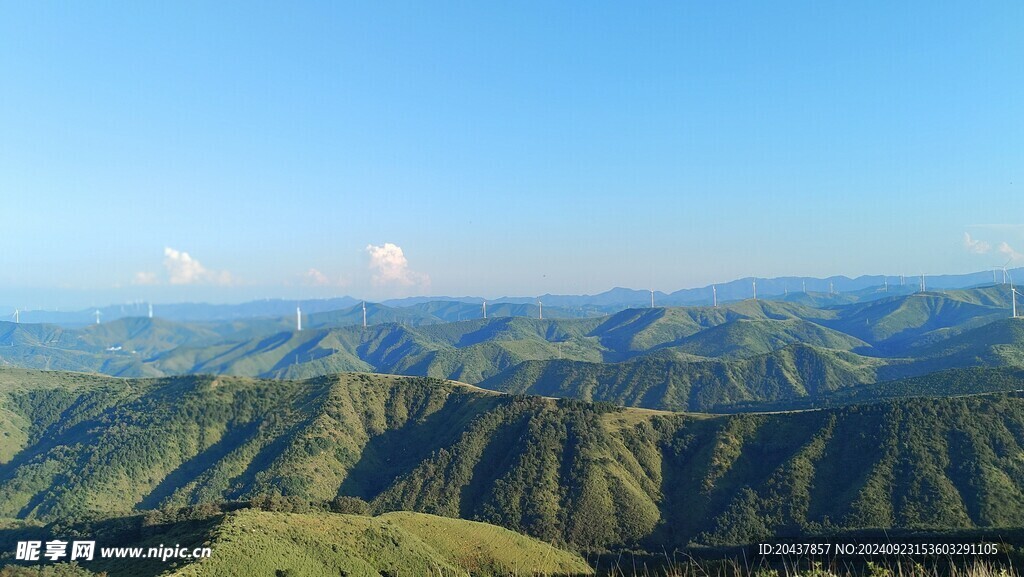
left=4, top=288, right=1024, bottom=574
left=165, top=509, right=592, bottom=577
left=5, top=287, right=1024, bottom=414
left=479, top=345, right=886, bottom=411
left=4, top=369, right=1024, bottom=553
left=0, top=507, right=591, bottom=577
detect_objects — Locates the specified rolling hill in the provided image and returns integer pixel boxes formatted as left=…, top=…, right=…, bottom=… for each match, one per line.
left=821, top=287, right=1011, bottom=352
left=5, top=368, right=1024, bottom=552
left=3, top=287, right=1024, bottom=414
left=479, top=344, right=886, bottom=411
left=0, top=508, right=592, bottom=577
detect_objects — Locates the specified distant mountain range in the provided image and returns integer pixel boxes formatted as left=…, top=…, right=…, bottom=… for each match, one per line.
left=3, top=284, right=1024, bottom=413
left=6, top=268, right=1020, bottom=325
left=7, top=273, right=1024, bottom=564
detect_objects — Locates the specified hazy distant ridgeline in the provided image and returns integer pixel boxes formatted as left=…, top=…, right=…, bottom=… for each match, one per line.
left=3, top=285, right=1024, bottom=412
left=3, top=369, right=1024, bottom=552
left=7, top=268, right=1015, bottom=326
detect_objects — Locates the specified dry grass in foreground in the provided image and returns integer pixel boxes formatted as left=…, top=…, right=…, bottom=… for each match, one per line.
left=589, top=558, right=1019, bottom=577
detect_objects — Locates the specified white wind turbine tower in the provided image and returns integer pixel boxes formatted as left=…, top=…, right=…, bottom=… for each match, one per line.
left=650, top=289, right=655, bottom=308
left=1007, top=268, right=1020, bottom=318
left=11, top=309, right=19, bottom=324
left=802, top=280, right=806, bottom=293
left=296, top=306, right=302, bottom=332
left=829, top=281, right=834, bottom=295
left=538, top=300, right=543, bottom=320
left=482, top=300, right=487, bottom=319
left=990, top=265, right=1007, bottom=285
left=712, top=285, right=718, bottom=307
left=752, top=280, right=757, bottom=300
left=94, top=309, right=102, bottom=324
left=919, top=274, right=926, bottom=292
left=148, top=303, right=153, bottom=319
left=362, top=302, right=367, bottom=328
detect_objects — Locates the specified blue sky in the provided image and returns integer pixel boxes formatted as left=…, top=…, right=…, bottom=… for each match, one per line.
left=2, top=2, right=1023, bottom=307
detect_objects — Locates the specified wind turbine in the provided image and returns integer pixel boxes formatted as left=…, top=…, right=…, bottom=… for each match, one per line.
left=919, top=274, right=926, bottom=293
left=650, top=289, right=655, bottom=308
left=482, top=300, right=487, bottom=319
left=296, top=306, right=302, bottom=332
left=802, top=280, right=806, bottom=293
left=538, top=300, right=543, bottom=320
left=883, top=277, right=888, bottom=292
left=829, top=281, right=834, bottom=296
left=148, top=303, right=153, bottom=319
left=11, top=309, right=18, bottom=324
left=1007, top=268, right=1019, bottom=318
left=94, top=309, right=102, bottom=324
left=752, top=280, right=757, bottom=301
left=362, top=302, right=367, bottom=328
left=712, top=285, right=718, bottom=307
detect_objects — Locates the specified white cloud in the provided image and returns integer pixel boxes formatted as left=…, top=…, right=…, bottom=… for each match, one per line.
left=303, top=268, right=350, bottom=288
left=132, top=271, right=159, bottom=285
left=998, top=242, right=1024, bottom=262
left=963, top=232, right=992, bottom=254
left=366, top=243, right=430, bottom=288
left=163, top=247, right=233, bottom=285
left=305, top=268, right=330, bottom=286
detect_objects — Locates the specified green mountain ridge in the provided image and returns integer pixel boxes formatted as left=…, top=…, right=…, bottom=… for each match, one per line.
left=479, top=344, right=887, bottom=411
left=5, top=369, right=1024, bottom=551
left=2, top=287, right=1023, bottom=414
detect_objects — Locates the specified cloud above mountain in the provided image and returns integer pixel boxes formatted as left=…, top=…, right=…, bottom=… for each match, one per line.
left=303, top=268, right=350, bottom=288
left=366, top=243, right=430, bottom=289
left=163, top=247, right=233, bottom=285
left=962, top=232, right=1024, bottom=265
left=963, top=232, right=992, bottom=254
left=131, top=271, right=159, bottom=286
left=132, top=248, right=234, bottom=286
left=998, top=242, right=1024, bottom=262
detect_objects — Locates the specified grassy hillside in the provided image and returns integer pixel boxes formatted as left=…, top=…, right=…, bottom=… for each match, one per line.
left=821, top=288, right=1010, bottom=351
left=168, top=510, right=592, bottom=577
left=0, top=508, right=592, bottom=577
left=72, top=318, right=223, bottom=357
left=480, top=345, right=885, bottom=411
left=828, top=366, right=1024, bottom=405
left=5, top=369, right=1024, bottom=551
left=668, top=318, right=868, bottom=358
left=147, top=318, right=608, bottom=383
left=911, top=317, right=1024, bottom=366
left=587, top=302, right=828, bottom=360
